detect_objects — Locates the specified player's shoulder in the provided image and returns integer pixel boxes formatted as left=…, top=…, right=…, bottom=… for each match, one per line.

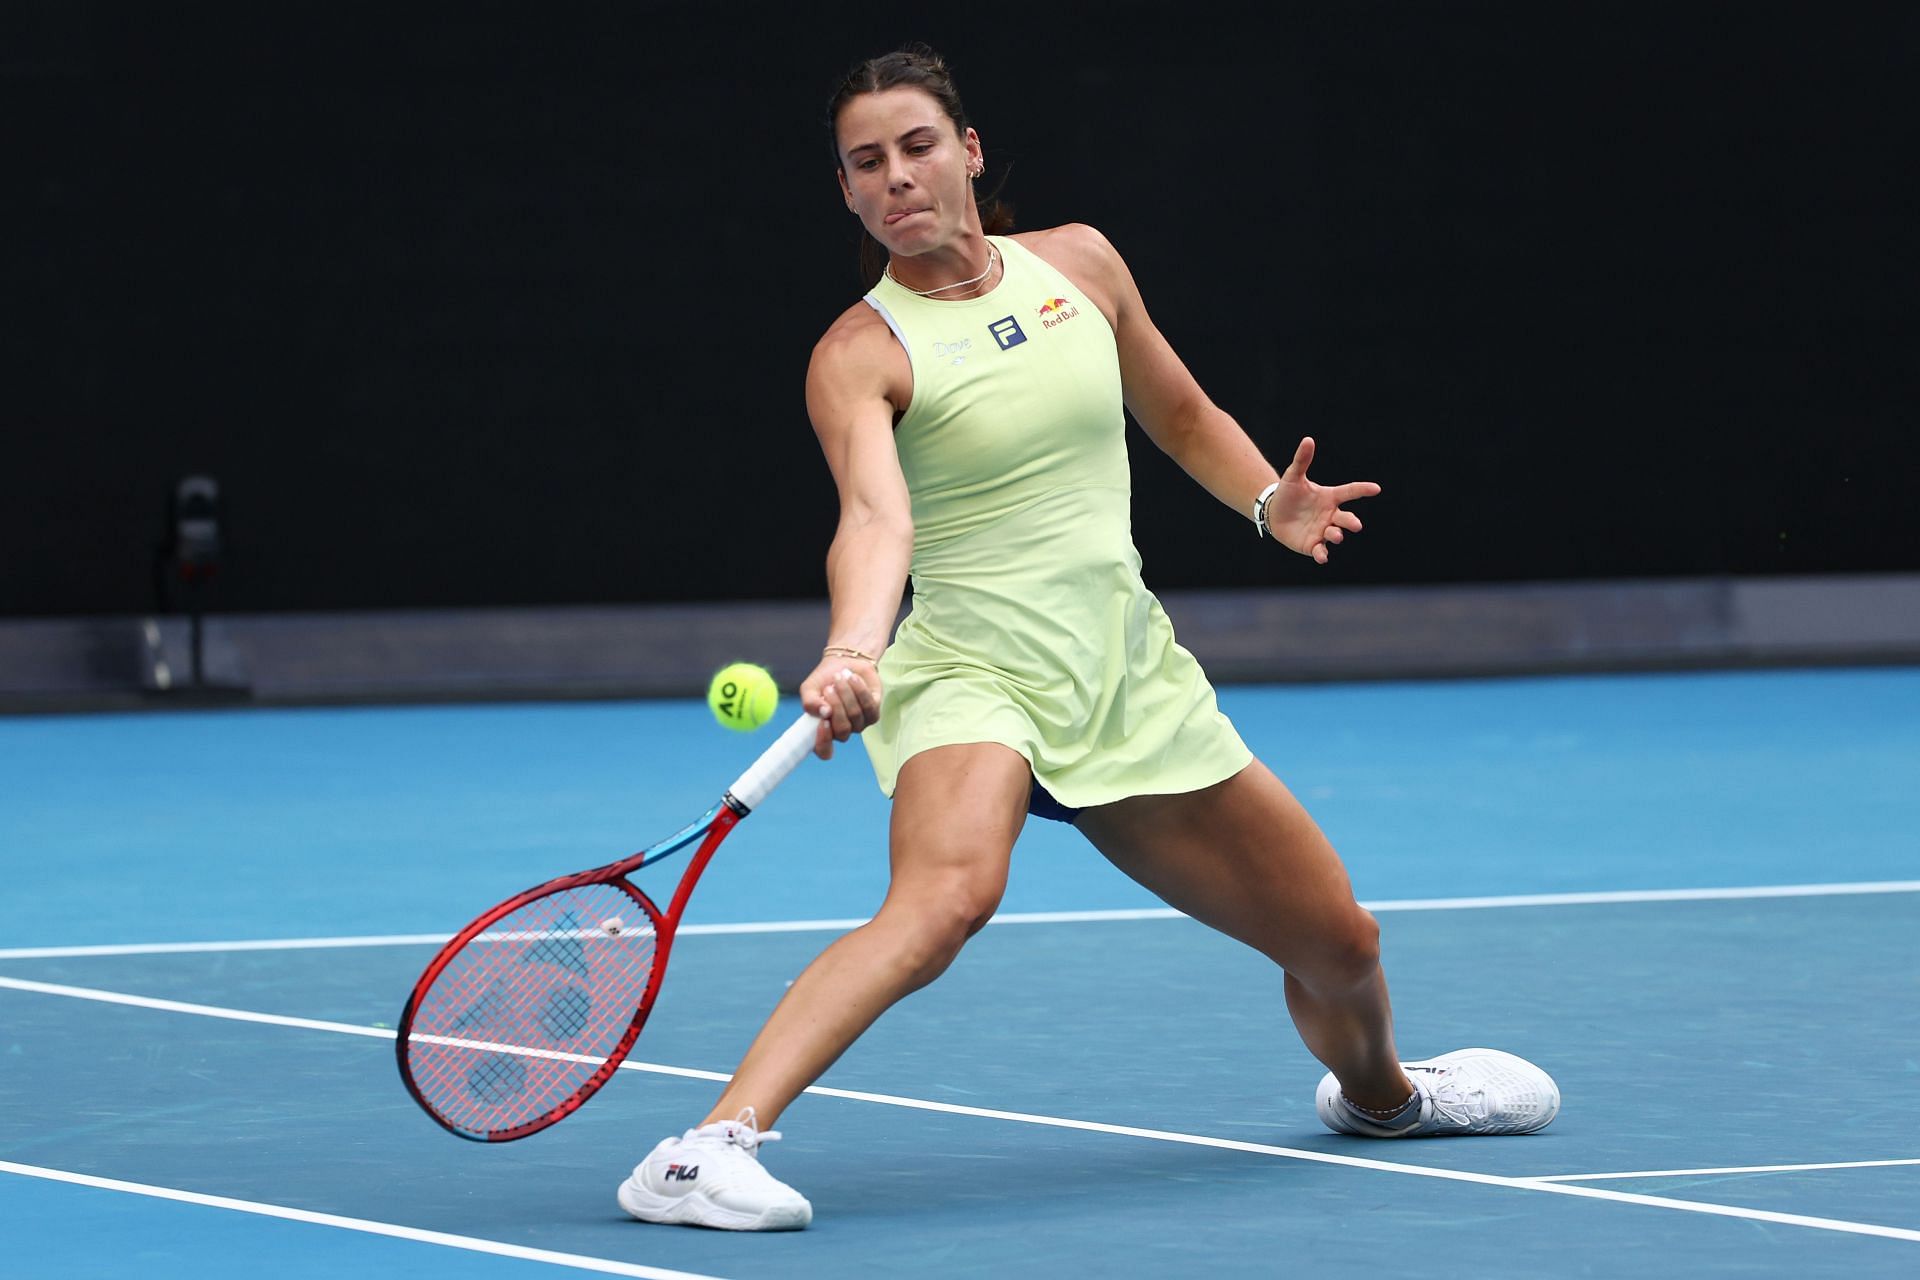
left=1013, top=222, right=1120, bottom=255
left=1012, top=223, right=1134, bottom=321
left=1010, top=223, right=1133, bottom=307
left=807, top=296, right=906, bottom=409
left=810, top=297, right=896, bottom=374
left=1011, top=223, right=1126, bottom=276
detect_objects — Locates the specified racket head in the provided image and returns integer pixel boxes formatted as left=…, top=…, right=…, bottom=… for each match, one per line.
left=397, top=873, right=669, bottom=1142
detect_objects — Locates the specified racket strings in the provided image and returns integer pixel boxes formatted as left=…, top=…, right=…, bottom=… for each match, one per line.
left=404, top=882, right=661, bottom=1137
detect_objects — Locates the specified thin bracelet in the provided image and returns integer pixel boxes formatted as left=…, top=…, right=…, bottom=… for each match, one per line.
left=822, top=645, right=879, bottom=664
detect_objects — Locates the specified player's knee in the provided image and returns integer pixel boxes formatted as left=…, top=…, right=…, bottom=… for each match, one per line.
left=891, top=915, right=971, bottom=988
left=1314, top=906, right=1383, bottom=988
left=927, top=877, right=1004, bottom=952
left=884, top=876, right=1004, bottom=985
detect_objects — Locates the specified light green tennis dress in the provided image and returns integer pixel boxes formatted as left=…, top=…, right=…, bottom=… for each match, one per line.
left=860, top=235, right=1251, bottom=810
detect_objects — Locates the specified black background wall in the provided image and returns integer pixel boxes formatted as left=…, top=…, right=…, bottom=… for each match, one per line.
left=6, top=1, right=1915, bottom=617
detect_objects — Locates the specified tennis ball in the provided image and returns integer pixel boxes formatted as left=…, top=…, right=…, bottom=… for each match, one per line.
left=708, top=662, right=778, bottom=732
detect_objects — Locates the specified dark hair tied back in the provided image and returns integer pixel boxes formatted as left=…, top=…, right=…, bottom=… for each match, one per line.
left=826, top=43, right=1015, bottom=288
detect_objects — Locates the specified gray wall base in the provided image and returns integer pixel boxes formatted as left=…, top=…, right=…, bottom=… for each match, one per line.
left=4, top=575, right=1917, bottom=714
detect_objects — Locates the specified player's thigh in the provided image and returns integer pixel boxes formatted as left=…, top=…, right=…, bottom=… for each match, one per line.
left=884, top=741, right=1031, bottom=927
left=1076, top=759, right=1376, bottom=973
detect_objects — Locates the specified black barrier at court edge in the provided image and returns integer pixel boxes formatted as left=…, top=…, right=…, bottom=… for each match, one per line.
left=4, top=3, right=1916, bottom=619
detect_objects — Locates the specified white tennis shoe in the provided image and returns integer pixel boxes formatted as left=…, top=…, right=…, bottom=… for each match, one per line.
left=1316, top=1048, right=1560, bottom=1137
left=617, top=1108, right=811, bottom=1231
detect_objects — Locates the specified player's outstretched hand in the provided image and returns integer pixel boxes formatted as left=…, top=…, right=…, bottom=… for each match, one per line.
left=800, top=658, right=883, bottom=759
left=1267, top=437, right=1381, bottom=565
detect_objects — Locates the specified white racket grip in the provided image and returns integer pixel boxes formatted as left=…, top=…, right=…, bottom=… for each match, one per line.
left=726, top=712, right=819, bottom=813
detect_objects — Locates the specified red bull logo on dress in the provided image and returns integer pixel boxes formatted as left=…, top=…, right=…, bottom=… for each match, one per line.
left=1037, top=296, right=1081, bottom=329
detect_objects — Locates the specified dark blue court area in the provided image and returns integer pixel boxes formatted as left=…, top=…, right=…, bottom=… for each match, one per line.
left=4, top=668, right=1918, bottom=1278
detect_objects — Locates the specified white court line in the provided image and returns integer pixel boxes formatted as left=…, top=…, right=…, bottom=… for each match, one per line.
left=2, top=976, right=1917, bottom=1246
left=1364, top=880, right=1920, bottom=912
left=1538, top=1158, right=1920, bottom=1182
left=2, top=879, right=1916, bottom=960
left=0, top=1159, right=724, bottom=1280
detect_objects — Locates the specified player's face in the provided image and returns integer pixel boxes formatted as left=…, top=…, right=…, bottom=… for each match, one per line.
left=835, top=88, right=981, bottom=256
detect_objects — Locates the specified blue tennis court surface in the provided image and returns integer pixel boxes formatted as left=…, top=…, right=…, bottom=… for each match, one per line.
left=4, top=668, right=1918, bottom=1276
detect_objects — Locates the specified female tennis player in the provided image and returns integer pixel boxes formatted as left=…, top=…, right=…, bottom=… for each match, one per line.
left=619, top=45, right=1558, bottom=1231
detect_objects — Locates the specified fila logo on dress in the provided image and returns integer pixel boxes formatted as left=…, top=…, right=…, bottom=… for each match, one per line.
left=990, top=297, right=1078, bottom=352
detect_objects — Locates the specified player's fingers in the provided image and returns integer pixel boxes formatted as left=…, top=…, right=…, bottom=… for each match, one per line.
left=812, top=693, right=838, bottom=752
left=814, top=677, right=849, bottom=738
left=1312, top=541, right=1330, bottom=565
left=1283, top=436, right=1316, bottom=479
left=1324, top=525, right=1345, bottom=544
left=834, top=671, right=871, bottom=738
left=1332, top=509, right=1363, bottom=533
left=834, top=669, right=872, bottom=733
left=824, top=680, right=856, bottom=741
left=1331, top=480, right=1381, bottom=502
left=850, top=670, right=883, bottom=724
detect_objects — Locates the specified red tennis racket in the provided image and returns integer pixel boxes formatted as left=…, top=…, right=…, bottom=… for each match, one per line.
left=397, top=712, right=819, bottom=1142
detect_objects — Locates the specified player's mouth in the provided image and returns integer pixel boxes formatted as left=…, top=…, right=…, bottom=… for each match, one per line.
left=884, top=207, right=930, bottom=226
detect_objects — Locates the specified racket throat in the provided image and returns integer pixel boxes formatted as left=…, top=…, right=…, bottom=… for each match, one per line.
left=662, top=806, right=741, bottom=925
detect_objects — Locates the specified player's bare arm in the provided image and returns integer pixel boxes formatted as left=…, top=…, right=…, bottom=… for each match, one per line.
left=1024, top=223, right=1380, bottom=563
left=802, top=305, right=913, bottom=753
